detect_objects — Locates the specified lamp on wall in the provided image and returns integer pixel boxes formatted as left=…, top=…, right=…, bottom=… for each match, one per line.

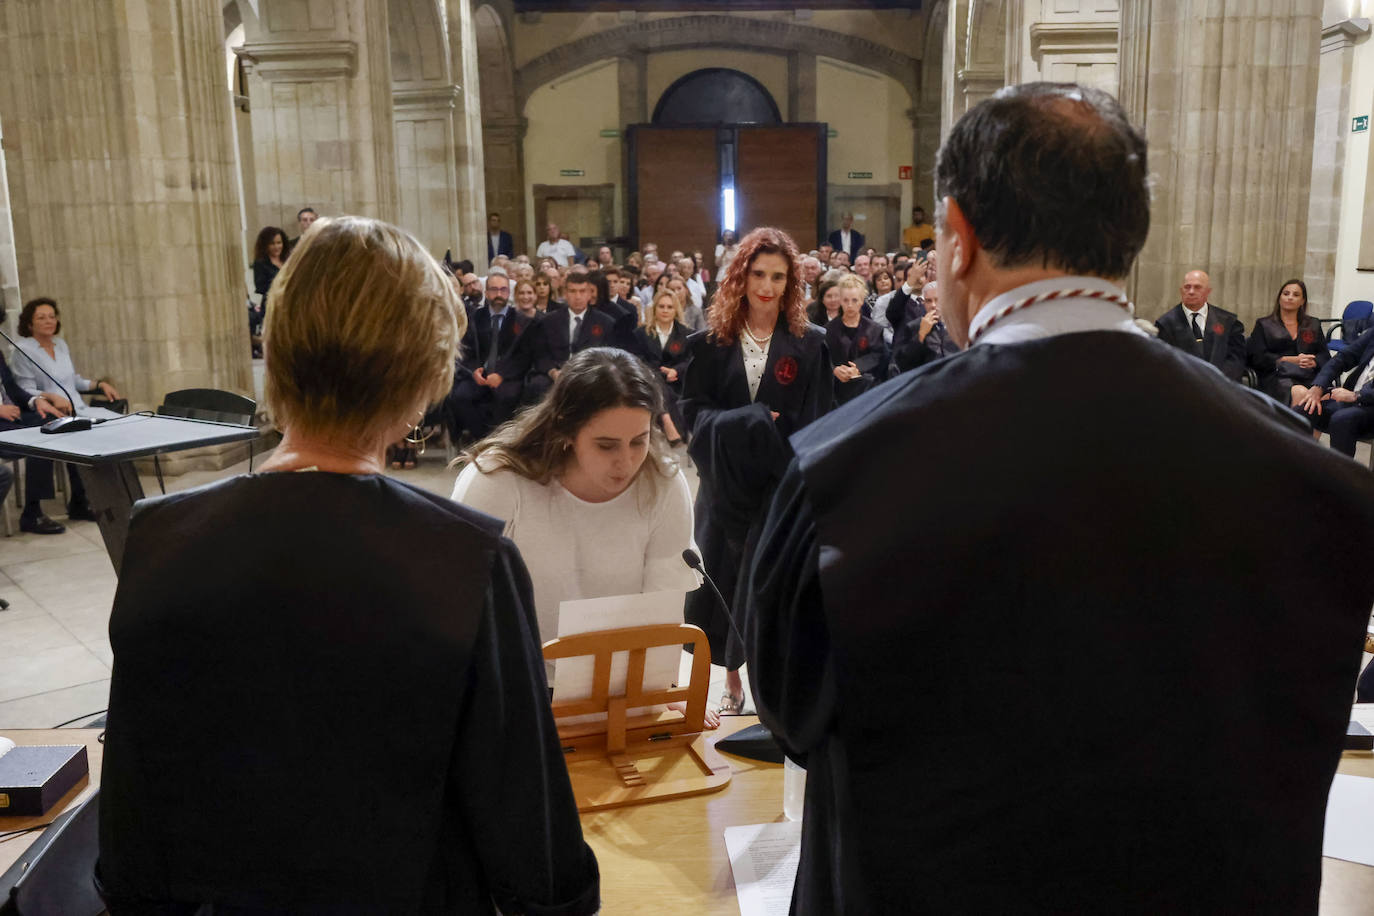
left=722, top=187, right=736, bottom=233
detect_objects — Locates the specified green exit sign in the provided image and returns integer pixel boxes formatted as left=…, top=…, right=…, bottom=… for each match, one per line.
left=827, top=128, right=839, bottom=138
left=847, top=171, right=873, bottom=180
left=1355, top=116, right=1369, bottom=133
left=599, top=128, right=620, bottom=138
left=559, top=168, right=585, bottom=177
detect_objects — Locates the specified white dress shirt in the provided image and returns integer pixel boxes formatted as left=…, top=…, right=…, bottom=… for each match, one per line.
left=741, top=331, right=771, bottom=400
left=970, top=275, right=1144, bottom=348
left=1182, top=302, right=1210, bottom=338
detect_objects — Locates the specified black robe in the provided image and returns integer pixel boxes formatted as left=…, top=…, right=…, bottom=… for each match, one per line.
left=746, top=331, right=1374, bottom=914
left=98, top=474, right=600, bottom=913
left=680, top=316, right=830, bottom=669
left=824, top=316, right=888, bottom=404
left=1246, top=315, right=1329, bottom=402
left=636, top=321, right=693, bottom=435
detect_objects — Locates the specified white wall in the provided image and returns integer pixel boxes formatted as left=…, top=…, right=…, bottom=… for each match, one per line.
left=1329, top=19, right=1374, bottom=313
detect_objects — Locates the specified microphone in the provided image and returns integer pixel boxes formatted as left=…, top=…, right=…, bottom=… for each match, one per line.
left=0, top=325, right=81, bottom=417
left=682, top=548, right=746, bottom=646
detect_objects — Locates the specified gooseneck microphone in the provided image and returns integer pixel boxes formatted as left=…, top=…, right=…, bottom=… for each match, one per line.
left=0, top=325, right=81, bottom=416
left=682, top=548, right=746, bottom=646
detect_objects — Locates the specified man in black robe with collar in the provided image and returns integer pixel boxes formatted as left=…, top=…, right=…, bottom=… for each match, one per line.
left=1155, top=269, right=1247, bottom=382
left=745, top=82, right=1374, bottom=914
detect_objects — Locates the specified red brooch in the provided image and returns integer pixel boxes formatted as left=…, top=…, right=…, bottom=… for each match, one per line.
left=774, top=356, right=798, bottom=385
left=590, top=323, right=604, bottom=338
left=858, top=336, right=870, bottom=352
left=511, top=321, right=524, bottom=337
left=1300, top=328, right=1315, bottom=344
left=1211, top=323, right=1224, bottom=336
left=668, top=341, right=683, bottom=354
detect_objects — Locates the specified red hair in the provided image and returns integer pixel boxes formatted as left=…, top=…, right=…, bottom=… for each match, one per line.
left=706, top=227, right=808, bottom=345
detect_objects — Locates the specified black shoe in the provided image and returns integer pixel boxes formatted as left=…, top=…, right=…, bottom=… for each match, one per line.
left=0, top=597, right=9, bottom=610
left=19, top=513, right=66, bottom=535
left=66, top=501, right=97, bottom=522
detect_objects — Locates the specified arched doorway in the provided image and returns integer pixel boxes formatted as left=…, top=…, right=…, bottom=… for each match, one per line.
left=652, top=68, right=782, bottom=125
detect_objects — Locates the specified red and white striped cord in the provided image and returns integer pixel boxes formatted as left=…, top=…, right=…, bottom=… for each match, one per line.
left=969, top=287, right=1135, bottom=344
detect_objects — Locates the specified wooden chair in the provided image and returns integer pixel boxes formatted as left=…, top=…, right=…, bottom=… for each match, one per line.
left=542, top=622, right=732, bottom=812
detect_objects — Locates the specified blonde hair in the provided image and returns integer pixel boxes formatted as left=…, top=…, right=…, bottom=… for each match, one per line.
left=264, top=216, right=462, bottom=445
left=835, top=273, right=868, bottom=295
left=651, top=288, right=683, bottom=324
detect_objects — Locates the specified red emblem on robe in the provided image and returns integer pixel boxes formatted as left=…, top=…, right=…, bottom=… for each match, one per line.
left=1300, top=328, right=1315, bottom=345
left=1212, top=323, right=1224, bottom=336
left=511, top=321, right=524, bottom=337
left=668, top=341, right=683, bottom=354
left=858, top=336, right=870, bottom=352
left=590, top=323, right=604, bottom=338
left=774, top=356, right=798, bottom=385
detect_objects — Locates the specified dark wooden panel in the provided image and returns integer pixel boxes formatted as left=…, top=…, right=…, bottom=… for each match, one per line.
left=735, top=125, right=824, bottom=252
left=633, top=127, right=720, bottom=264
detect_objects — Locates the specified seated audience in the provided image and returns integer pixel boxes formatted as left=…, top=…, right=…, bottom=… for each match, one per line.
left=635, top=288, right=693, bottom=444
left=1247, top=279, right=1329, bottom=405
left=587, top=268, right=643, bottom=356
left=533, top=272, right=555, bottom=311
left=806, top=269, right=846, bottom=326
left=529, top=272, right=616, bottom=403
left=0, top=304, right=65, bottom=534
left=249, top=225, right=286, bottom=344
left=826, top=274, right=888, bottom=404
left=1155, top=269, right=1247, bottom=382
left=1295, top=324, right=1374, bottom=456
left=655, top=272, right=704, bottom=332
left=800, top=255, right=823, bottom=302
left=891, top=281, right=958, bottom=375
left=97, top=215, right=600, bottom=913
left=536, top=222, right=578, bottom=266
left=679, top=256, right=707, bottom=309
left=444, top=267, right=538, bottom=443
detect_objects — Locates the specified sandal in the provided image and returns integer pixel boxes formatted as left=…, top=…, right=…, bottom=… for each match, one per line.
left=716, top=692, right=746, bottom=716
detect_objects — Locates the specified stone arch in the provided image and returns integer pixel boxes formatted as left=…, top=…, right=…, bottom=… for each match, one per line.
left=514, top=14, right=919, bottom=113
left=389, top=0, right=449, bottom=86
left=475, top=3, right=525, bottom=254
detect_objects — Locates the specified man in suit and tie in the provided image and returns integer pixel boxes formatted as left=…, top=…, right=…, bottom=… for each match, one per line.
left=443, top=267, right=534, bottom=440
left=1295, top=325, right=1374, bottom=457
left=826, top=212, right=865, bottom=264
left=486, top=212, right=514, bottom=266
left=745, top=81, right=1374, bottom=914
left=527, top=271, right=615, bottom=402
left=1154, top=270, right=1247, bottom=381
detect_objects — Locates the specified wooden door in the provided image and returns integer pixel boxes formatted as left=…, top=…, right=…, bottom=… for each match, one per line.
left=735, top=125, right=825, bottom=253
left=630, top=127, right=720, bottom=266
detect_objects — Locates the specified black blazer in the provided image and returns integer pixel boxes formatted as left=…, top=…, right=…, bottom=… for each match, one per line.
left=824, top=316, right=887, bottom=379
left=636, top=321, right=692, bottom=377
left=748, top=330, right=1374, bottom=914
left=533, top=306, right=617, bottom=376
left=1155, top=303, right=1247, bottom=381
left=884, top=286, right=923, bottom=331
left=1246, top=315, right=1329, bottom=398
left=0, top=350, right=34, bottom=408
left=593, top=297, right=645, bottom=358
left=97, top=474, right=600, bottom=913
left=1312, top=325, right=1374, bottom=406
left=460, top=303, right=532, bottom=372
left=487, top=230, right=514, bottom=262
left=827, top=229, right=865, bottom=262
left=250, top=258, right=279, bottom=299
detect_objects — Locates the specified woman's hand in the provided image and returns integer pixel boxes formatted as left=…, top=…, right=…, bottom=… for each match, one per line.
left=663, top=367, right=678, bottom=383
left=1296, top=354, right=1316, bottom=370
left=0, top=404, right=20, bottom=421
left=43, top=393, right=73, bottom=415
left=33, top=397, right=61, bottom=419
left=98, top=381, right=120, bottom=400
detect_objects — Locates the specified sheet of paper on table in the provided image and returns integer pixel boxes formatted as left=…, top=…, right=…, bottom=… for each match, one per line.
left=1351, top=703, right=1374, bottom=733
left=1324, top=773, right=1374, bottom=866
left=724, top=820, right=802, bottom=916
left=552, top=590, right=685, bottom=726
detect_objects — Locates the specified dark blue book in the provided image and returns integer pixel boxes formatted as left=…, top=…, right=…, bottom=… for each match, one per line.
left=0, top=745, right=88, bottom=817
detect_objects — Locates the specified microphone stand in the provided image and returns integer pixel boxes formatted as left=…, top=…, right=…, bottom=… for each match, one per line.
left=682, top=550, right=784, bottom=764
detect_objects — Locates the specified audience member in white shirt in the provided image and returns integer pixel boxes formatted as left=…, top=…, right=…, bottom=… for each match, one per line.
left=535, top=223, right=578, bottom=267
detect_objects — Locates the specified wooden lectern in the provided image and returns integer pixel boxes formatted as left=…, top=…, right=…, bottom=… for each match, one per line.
left=543, top=623, right=732, bottom=812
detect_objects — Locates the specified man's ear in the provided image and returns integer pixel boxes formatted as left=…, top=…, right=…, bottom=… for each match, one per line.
left=940, top=196, right=977, bottom=280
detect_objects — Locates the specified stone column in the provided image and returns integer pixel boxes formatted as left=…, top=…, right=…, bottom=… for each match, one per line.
left=615, top=51, right=649, bottom=245
left=1304, top=18, right=1370, bottom=313
left=911, top=110, right=942, bottom=209
left=0, top=115, right=20, bottom=321
left=1119, top=0, right=1322, bottom=324
left=484, top=116, right=528, bottom=256
left=394, top=86, right=463, bottom=258
left=788, top=51, right=818, bottom=122
left=236, top=0, right=398, bottom=230
left=0, top=0, right=251, bottom=408
left=450, top=0, right=489, bottom=262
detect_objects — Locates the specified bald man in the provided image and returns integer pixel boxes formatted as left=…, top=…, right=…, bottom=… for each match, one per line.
left=1154, top=269, right=1247, bottom=382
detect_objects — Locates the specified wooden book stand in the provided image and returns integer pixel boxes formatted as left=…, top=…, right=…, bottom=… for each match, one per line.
left=542, top=622, right=732, bottom=812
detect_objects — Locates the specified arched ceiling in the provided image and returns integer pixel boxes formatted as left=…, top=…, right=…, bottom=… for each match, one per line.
left=474, top=4, right=516, bottom=119
left=389, top=0, right=449, bottom=86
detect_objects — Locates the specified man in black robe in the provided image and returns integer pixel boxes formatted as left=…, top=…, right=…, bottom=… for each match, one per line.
left=745, top=82, right=1374, bottom=914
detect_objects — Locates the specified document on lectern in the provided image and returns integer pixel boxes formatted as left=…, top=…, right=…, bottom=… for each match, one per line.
left=552, top=590, right=685, bottom=725
left=724, top=820, right=802, bottom=916
left=1324, top=773, right=1374, bottom=866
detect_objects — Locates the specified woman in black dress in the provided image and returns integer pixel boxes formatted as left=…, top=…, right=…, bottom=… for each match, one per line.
left=680, top=226, right=832, bottom=714
left=98, top=216, right=599, bottom=914
left=249, top=225, right=286, bottom=351
left=826, top=273, right=889, bottom=404
left=1248, top=278, right=1329, bottom=406
left=636, top=287, right=693, bottom=443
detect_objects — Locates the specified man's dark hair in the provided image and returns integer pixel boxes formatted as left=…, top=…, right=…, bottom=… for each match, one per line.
left=919, top=238, right=935, bottom=251
left=297, top=207, right=317, bottom=220
left=934, top=82, right=1149, bottom=279
left=565, top=271, right=592, bottom=287
left=455, top=259, right=474, bottom=275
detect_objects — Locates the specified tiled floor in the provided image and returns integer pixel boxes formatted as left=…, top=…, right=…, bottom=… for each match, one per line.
left=0, top=434, right=1368, bottom=730
left=0, top=442, right=754, bottom=729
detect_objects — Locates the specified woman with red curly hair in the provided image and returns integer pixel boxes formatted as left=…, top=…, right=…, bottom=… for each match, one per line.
left=680, top=226, right=832, bottom=714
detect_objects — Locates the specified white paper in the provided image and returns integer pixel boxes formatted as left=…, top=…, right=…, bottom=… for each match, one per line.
left=1323, top=774, right=1374, bottom=866
left=551, top=590, right=685, bottom=724
left=1350, top=703, right=1374, bottom=734
left=724, top=820, right=802, bottom=916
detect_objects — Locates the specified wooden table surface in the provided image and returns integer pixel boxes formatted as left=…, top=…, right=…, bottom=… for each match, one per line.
left=4, top=722, right=1372, bottom=913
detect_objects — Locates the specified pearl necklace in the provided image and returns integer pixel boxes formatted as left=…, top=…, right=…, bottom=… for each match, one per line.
left=744, top=323, right=774, bottom=345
